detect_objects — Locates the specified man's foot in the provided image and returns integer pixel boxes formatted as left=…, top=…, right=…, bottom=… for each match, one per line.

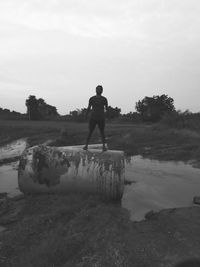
left=83, top=145, right=88, bottom=150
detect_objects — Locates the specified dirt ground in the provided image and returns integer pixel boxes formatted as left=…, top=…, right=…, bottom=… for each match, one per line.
left=0, top=193, right=200, bottom=267
left=1, top=121, right=200, bottom=266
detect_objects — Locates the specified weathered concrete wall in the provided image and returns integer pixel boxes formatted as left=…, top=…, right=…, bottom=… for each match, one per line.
left=18, top=145, right=125, bottom=200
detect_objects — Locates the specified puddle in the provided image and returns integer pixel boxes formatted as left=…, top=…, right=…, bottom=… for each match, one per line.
left=0, top=162, right=20, bottom=197
left=122, top=156, right=200, bottom=222
left=0, top=139, right=26, bottom=197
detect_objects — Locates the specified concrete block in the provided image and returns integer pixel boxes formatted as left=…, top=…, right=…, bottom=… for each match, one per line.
left=18, top=144, right=125, bottom=200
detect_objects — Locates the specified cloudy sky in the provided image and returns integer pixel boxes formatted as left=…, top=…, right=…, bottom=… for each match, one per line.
left=0, top=0, right=200, bottom=114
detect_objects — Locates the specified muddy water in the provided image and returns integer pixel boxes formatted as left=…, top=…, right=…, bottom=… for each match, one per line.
left=0, top=139, right=27, bottom=196
left=0, top=162, right=20, bottom=197
left=122, top=156, right=200, bottom=221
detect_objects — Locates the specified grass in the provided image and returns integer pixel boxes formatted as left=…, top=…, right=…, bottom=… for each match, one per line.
left=1, top=119, right=200, bottom=162
left=109, top=124, right=200, bottom=162
left=0, top=120, right=65, bottom=146
left=160, top=111, right=200, bottom=131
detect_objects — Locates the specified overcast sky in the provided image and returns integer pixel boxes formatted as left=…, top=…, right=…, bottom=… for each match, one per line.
left=0, top=0, right=200, bottom=114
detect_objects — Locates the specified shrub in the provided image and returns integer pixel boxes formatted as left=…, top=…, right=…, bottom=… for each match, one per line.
left=160, top=111, right=200, bottom=131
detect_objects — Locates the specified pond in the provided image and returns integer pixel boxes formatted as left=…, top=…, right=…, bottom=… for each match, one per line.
left=122, top=155, right=200, bottom=221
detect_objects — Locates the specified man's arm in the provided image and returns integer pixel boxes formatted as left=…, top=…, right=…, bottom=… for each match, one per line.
left=105, top=98, right=109, bottom=118
left=86, top=98, right=92, bottom=118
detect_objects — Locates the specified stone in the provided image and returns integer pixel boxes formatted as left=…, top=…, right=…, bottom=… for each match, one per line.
left=0, top=226, right=6, bottom=234
left=124, top=179, right=136, bottom=185
left=0, top=193, right=7, bottom=199
left=193, top=196, right=200, bottom=205
left=10, top=194, right=24, bottom=201
left=18, top=144, right=125, bottom=200
left=145, top=210, right=157, bottom=220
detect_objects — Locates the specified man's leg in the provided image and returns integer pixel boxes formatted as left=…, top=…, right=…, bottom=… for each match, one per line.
left=97, top=120, right=107, bottom=151
left=83, top=119, right=96, bottom=150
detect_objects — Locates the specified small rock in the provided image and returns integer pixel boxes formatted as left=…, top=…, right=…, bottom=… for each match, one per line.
left=145, top=210, right=157, bottom=220
left=0, top=199, right=9, bottom=217
left=0, top=199, right=7, bottom=208
left=0, top=193, right=7, bottom=199
left=10, top=193, right=24, bottom=201
left=0, top=256, right=7, bottom=262
left=0, top=226, right=6, bottom=234
left=124, top=179, right=136, bottom=185
left=173, top=231, right=185, bottom=242
left=193, top=196, right=200, bottom=205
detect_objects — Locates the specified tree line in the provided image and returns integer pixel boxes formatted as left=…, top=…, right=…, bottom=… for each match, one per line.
left=2, top=93, right=198, bottom=123
left=0, top=107, right=21, bottom=115
left=0, top=107, right=25, bottom=120
left=67, top=94, right=176, bottom=123
left=66, top=106, right=121, bottom=122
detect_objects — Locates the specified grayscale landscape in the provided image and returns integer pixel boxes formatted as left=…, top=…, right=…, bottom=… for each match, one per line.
left=1, top=1, right=200, bottom=266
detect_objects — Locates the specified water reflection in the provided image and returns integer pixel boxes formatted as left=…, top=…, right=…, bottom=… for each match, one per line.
left=122, top=156, right=200, bottom=222
left=0, top=139, right=26, bottom=196
left=0, top=162, right=20, bottom=197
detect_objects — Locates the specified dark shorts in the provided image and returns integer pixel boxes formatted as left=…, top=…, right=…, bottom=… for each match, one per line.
left=89, top=119, right=105, bottom=132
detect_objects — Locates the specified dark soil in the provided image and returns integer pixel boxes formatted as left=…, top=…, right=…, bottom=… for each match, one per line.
left=0, top=194, right=200, bottom=267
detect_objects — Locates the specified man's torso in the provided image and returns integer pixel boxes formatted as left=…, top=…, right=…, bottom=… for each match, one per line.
left=89, top=95, right=107, bottom=120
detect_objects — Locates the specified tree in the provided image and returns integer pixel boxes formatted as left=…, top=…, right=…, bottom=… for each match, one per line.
left=135, top=94, right=175, bottom=122
left=26, top=95, right=39, bottom=120
left=25, top=95, right=59, bottom=120
left=69, top=108, right=87, bottom=122
left=107, top=106, right=121, bottom=119
left=38, top=98, right=45, bottom=105
left=120, top=112, right=142, bottom=123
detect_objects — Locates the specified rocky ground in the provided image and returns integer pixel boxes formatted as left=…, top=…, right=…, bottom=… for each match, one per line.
left=0, top=193, right=200, bottom=267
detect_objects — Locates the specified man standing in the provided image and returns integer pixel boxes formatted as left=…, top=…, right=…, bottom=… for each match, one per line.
left=83, top=85, right=108, bottom=151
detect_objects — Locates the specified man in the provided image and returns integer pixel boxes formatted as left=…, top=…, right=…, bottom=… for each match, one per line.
left=83, top=85, right=108, bottom=151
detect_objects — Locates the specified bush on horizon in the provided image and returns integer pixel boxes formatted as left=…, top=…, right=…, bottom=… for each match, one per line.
left=160, top=110, right=200, bottom=131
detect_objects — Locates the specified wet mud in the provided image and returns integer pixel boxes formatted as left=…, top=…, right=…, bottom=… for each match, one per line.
left=123, top=155, right=200, bottom=221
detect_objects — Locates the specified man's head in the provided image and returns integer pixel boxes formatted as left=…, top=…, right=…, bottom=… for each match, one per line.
left=96, top=85, right=103, bottom=95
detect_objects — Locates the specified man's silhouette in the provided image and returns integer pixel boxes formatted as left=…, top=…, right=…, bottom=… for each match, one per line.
left=83, top=85, right=108, bottom=151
